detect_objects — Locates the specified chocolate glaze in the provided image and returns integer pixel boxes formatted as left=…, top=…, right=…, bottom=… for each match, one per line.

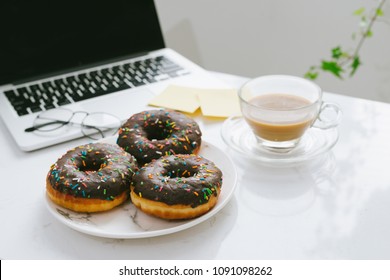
left=117, top=110, right=202, bottom=165
left=132, top=154, right=222, bottom=207
left=47, top=143, right=137, bottom=200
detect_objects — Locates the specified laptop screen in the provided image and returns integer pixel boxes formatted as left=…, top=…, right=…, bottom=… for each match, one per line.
left=0, top=0, right=165, bottom=85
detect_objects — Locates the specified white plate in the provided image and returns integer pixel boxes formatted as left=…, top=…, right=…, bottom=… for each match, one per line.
left=221, top=116, right=339, bottom=166
left=45, top=140, right=237, bottom=239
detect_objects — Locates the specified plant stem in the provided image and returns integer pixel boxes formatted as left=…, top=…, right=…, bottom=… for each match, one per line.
left=341, top=0, right=387, bottom=66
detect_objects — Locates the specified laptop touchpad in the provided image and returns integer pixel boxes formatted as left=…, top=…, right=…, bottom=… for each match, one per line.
left=78, top=88, right=155, bottom=121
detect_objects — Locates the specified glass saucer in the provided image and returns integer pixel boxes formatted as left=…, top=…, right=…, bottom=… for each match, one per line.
left=221, top=116, right=339, bottom=165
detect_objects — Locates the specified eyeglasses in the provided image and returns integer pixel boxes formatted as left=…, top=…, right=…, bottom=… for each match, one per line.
left=25, top=108, right=121, bottom=140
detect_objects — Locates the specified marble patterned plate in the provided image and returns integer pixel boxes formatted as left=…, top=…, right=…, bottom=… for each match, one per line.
left=45, top=140, right=237, bottom=239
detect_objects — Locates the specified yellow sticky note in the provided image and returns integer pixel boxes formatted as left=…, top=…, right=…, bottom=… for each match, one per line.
left=197, top=89, right=241, bottom=118
left=148, top=85, right=200, bottom=113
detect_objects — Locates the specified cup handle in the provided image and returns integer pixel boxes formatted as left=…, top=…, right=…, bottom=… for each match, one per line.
left=312, top=102, right=342, bottom=129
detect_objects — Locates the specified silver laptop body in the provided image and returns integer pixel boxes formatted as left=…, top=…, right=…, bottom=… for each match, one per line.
left=0, top=0, right=227, bottom=151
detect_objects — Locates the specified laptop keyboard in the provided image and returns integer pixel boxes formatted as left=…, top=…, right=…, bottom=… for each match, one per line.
left=4, top=56, right=189, bottom=116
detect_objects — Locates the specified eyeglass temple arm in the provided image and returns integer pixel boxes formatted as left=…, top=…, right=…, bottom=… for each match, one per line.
left=81, top=125, right=105, bottom=138
left=24, top=120, right=69, bottom=132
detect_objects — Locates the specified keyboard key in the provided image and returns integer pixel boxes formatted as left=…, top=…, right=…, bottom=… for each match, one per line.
left=4, top=90, right=17, bottom=102
left=44, top=103, right=55, bottom=110
left=58, top=99, right=71, bottom=106
left=15, top=106, right=28, bottom=116
left=30, top=105, right=42, bottom=113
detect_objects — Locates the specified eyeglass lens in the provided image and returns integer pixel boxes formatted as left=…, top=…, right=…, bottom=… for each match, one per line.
left=81, top=112, right=121, bottom=140
left=33, top=108, right=73, bottom=132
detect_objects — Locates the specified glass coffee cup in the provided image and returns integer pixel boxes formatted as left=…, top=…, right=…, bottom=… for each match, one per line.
left=239, top=75, right=341, bottom=152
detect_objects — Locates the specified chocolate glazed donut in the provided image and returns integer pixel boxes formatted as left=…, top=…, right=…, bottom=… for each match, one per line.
left=46, top=143, right=137, bottom=213
left=130, top=154, right=223, bottom=219
left=117, top=110, right=202, bottom=166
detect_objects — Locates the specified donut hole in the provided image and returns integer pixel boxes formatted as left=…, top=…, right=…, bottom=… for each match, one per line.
left=78, top=158, right=107, bottom=172
left=144, top=126, right=172, bottom=141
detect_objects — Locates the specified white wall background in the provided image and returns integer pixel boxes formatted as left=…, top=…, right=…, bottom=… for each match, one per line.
left=155, top=0, right=390, bottom=103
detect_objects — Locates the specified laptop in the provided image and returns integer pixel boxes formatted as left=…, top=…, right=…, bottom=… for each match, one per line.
left=0, top=0, right=228, bottom=151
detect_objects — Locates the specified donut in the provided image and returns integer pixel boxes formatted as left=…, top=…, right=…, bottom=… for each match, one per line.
left=46, top=143, right=137, bottom=213
left=130, top=154, right=223, bottom=219
left=117, top=109, right=202, bottom=166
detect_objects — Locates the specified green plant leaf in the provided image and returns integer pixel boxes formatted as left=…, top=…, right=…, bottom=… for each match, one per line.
left=353, top=7, right=365, bottom=16
left=331, top=46, right=343, bottom=59
left=376, top=8, right=384, bottom=16
left=365, top=29, right=373, bottom=37
left=350, top=56, right=361, bottom=76
left=304, top=70, right=319, bottom=80
left=321, top=61, right=344, bottom=78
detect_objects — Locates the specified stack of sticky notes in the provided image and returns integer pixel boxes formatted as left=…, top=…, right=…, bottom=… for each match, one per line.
left=148, top=85, right=241, bottom=118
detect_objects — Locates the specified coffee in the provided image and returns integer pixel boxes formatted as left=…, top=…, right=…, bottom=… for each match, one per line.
left=248, top=93, right=311, bottom=110
left=243, top=93, right=315, bottom=141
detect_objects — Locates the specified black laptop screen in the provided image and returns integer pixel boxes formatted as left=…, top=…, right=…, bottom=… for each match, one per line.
left=0, top=0, right=165, bottom=84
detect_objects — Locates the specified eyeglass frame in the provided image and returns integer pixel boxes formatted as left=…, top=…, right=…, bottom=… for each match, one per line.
left=25, top=108, right=122, bottom=140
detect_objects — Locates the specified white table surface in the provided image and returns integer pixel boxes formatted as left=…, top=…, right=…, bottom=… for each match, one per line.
left=1, top=72, right=390, bottom=260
